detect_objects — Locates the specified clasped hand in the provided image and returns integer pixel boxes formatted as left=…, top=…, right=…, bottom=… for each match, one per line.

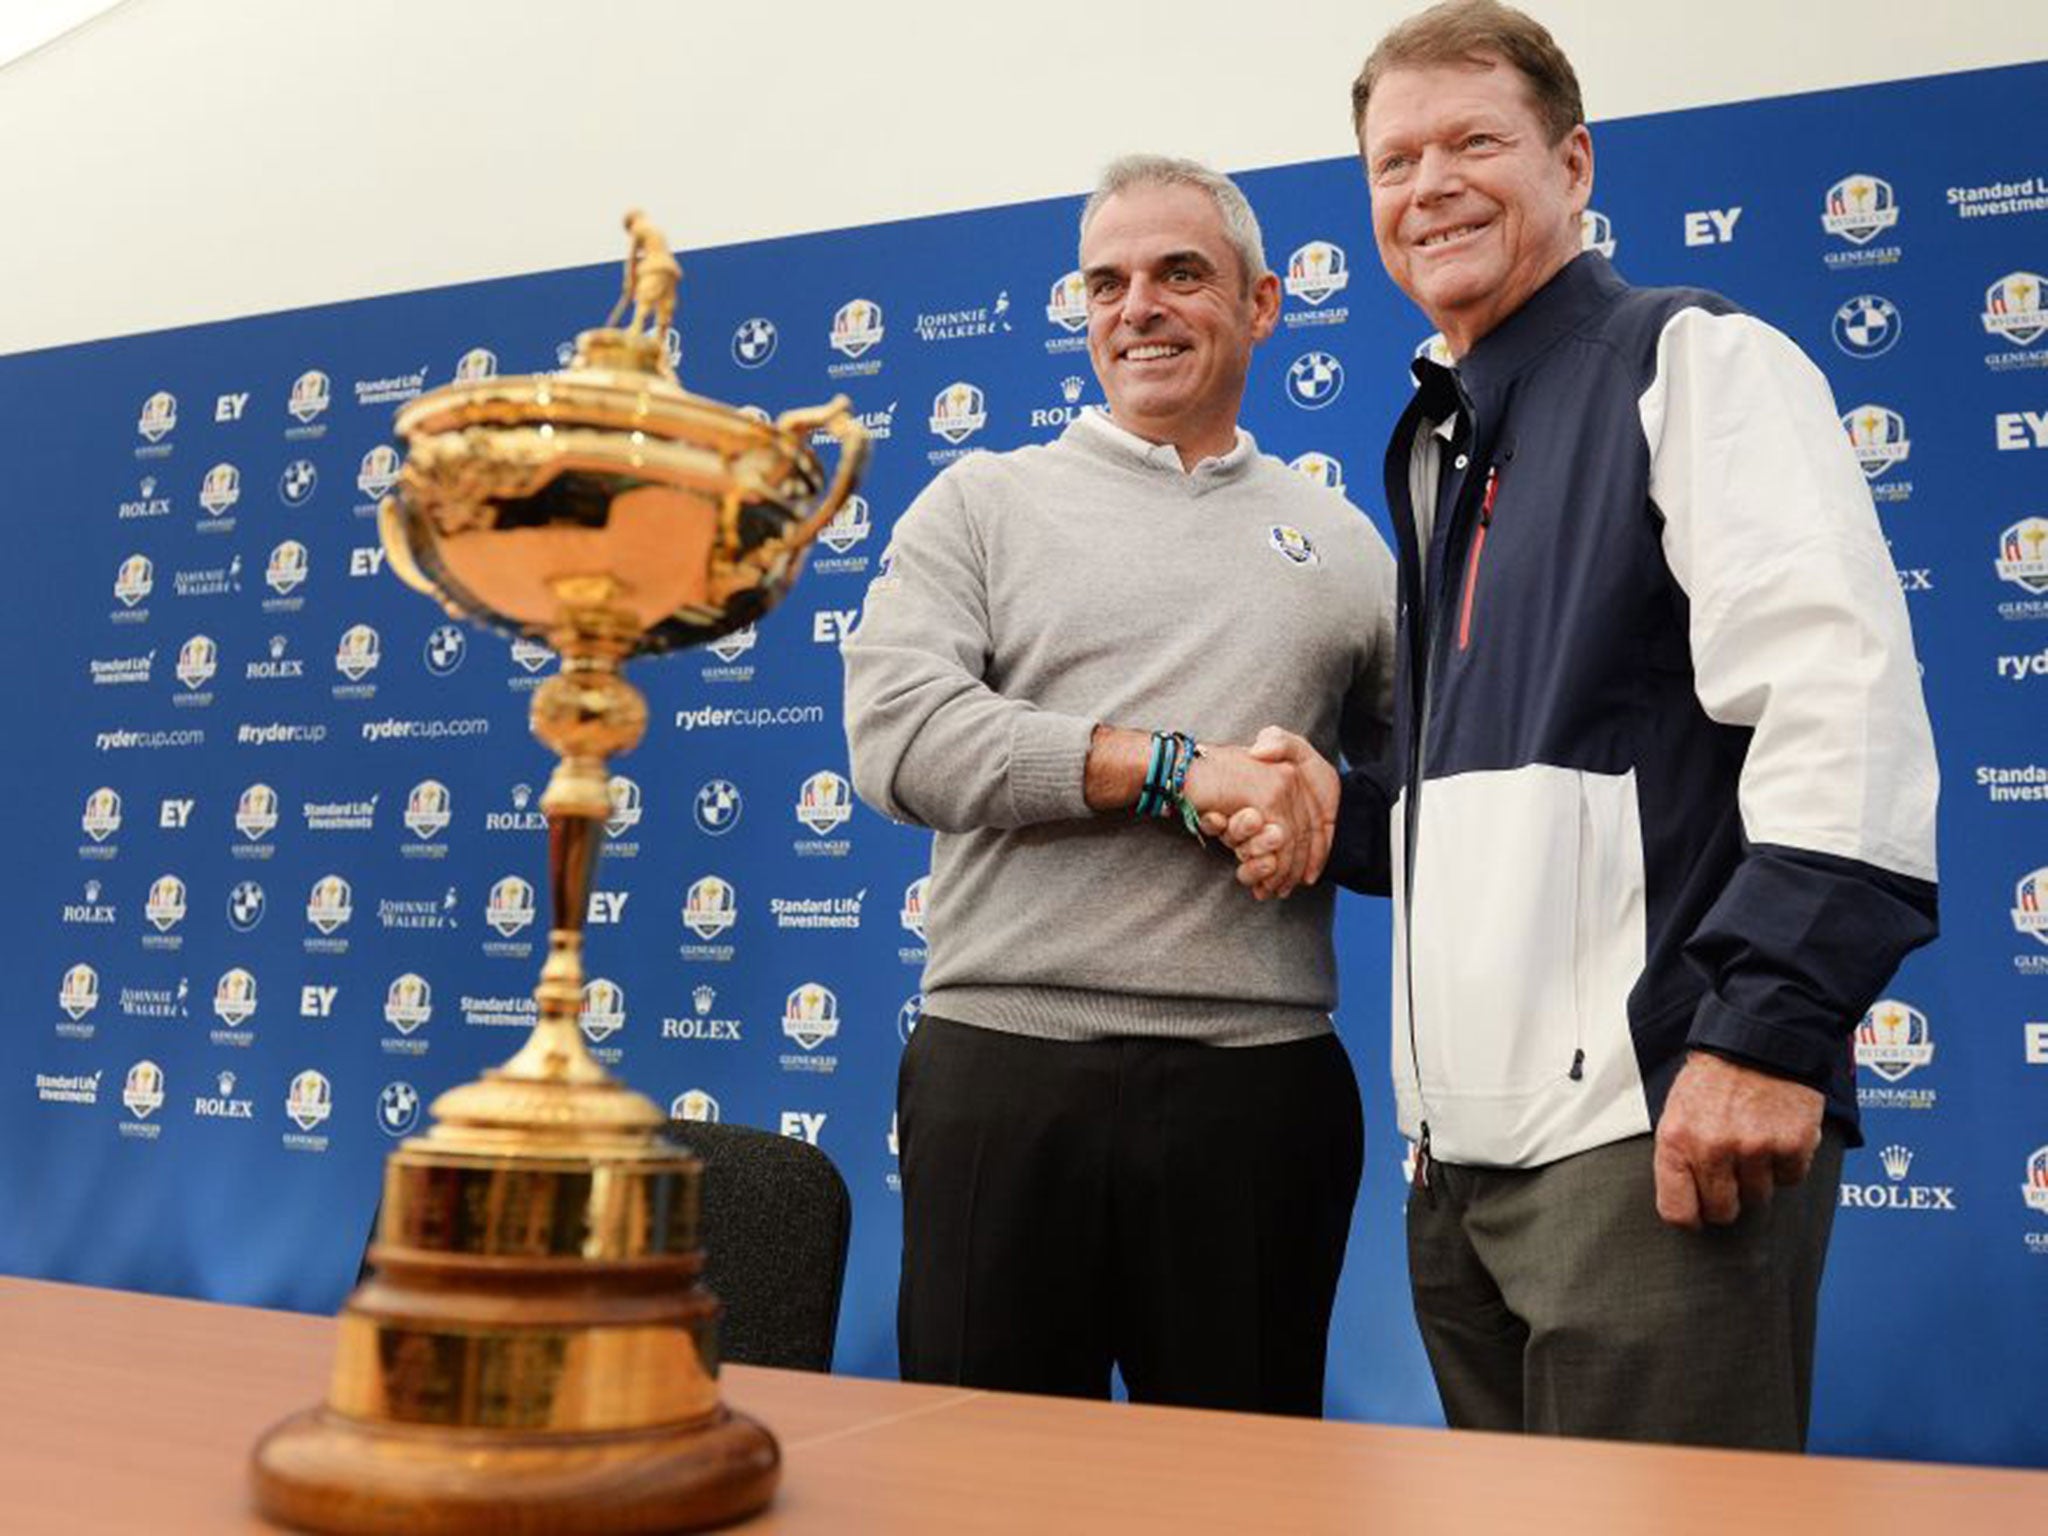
left=1186, top=727, right=1339, bottom=900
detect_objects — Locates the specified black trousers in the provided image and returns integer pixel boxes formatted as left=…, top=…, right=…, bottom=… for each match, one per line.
left=897, top=1014, right=1363, bottom=1416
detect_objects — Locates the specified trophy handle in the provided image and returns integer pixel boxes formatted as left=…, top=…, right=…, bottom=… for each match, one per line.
left=377, top=496, right=443, bottom=600
left=773, top=396, right=871, bottom=549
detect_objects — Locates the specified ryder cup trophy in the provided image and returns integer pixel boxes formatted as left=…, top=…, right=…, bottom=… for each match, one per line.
left=252, top=212, right=868, bottom=1534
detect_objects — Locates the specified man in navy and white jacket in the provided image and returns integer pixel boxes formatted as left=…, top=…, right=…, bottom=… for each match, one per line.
left=1229, top=0, right=1937, bottom=1449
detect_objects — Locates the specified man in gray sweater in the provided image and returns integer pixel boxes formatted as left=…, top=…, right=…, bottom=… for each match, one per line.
left=842, top=155, right=1397, bottom=1415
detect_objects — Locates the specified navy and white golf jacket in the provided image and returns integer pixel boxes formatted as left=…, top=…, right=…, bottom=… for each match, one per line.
left=1330, top=253, right=1939, bottom=1171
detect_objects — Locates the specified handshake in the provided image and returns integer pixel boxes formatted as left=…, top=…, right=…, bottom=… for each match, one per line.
left=1185, top=727, right=1337, bottom=901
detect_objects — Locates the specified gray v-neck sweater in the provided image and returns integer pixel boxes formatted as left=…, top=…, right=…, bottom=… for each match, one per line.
left=842, top=412, right=1397, bottom=1046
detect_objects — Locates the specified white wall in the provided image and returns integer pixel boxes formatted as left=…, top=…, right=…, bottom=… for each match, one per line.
left=3, top=0, right=2044, bottom=356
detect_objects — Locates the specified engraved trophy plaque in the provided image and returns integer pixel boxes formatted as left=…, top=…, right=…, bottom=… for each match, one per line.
left=251, top=212, right=868, bottom=1534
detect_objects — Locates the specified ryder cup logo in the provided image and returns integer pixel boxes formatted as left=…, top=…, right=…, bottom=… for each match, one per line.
left=1289, top=452, right=1346, bottom=494
left=694, top=779, right=742, bottom=835
left=683, top=875, right=737, bottom=939
left=60, top=963, right=100, bottom=1021
left=1286, top=352, right=1344, bottom=410
left=898, top=992, right=922, bottom=1043
left=1842, top=405, right=1910, bottom=479
left=1983, top=272, right=2048, bottom=348
left=213, top=968, right=259, bottom=1027
left=818, top=494, right=872, bottom=554
left=1285, top=241, right=1350, bottom=306
left=1414, top=333, right=1455, bottom=370
left=830, top=299, right=885, bottom=359
left=236, top=782, right=280, bottom=840
left=707, top=624, right=757, bottom=664
left=487, top=875, right=537, bottom=937
left=267, top=540, right=310, bottom=594
left=672, top=1088, right=720, bottom=1124
left=929, top=381, right=987, bottom=444
left=145, top=874, right=187, bottom=931
left=2025, top=1147, right=2048, bottom=1215
left=605, top=775, right=643, bottom=838
left=198, top=462, right=241, bottom=516
left=279, top=459, right=318, bottom=506
left=335, top=623, right=382, bottom=681
left=138, top=390, right=177, bottom=442
left=1856, top=999, right=1934, bottom=1081
left=124, top=1060, right=166, bottom=1119
left=2016, top=868, right=2048, bottom=946
left=83, top=787, right=122, bottom=842
left=454, top=346, right=499, bottom=382
left=384, top=972, right=433, bottom=1034
left=1046, top=270, right=1089, bottom=332
left=580, top=978, right=626, bottom=1043
left=405, top=779, right=452, bottom=839
left=357, top=445, right=401, bottom=499
left=731, top=317, right=778, bottom=368
left=175, top=635, right=217, bottom=690
left=114, top=554, right=154, bottom=608
left=307, top=874, right=353, bottom=934
left=1997, top=518, right=2048, bottom=594
left=1832, top=295, right=1901, bottom=358
left=1269, top=525, right=1319, bottom=565
left=287, top=369, right=332, bottom=424
left=783, top=982, right=840, bottom=1051
left=796, top=771, right=854, bottom=834
left=1822, top=174, right=1899, bottom=246
left=286, top=1070, right=332, bottom=1131
left=900, top=875, right=929, bottom=939
left=1579, top=209, right=1616, bottom=258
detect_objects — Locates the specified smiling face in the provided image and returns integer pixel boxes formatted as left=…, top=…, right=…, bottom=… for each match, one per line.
left=1360, top=57, right=1592, bottom=357
left=1081, top=183, right=1280, bottom=466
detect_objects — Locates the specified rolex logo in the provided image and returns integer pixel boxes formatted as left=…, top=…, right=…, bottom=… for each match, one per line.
left=694, top=984, right=716, bottom=1015
left=1880, top=1143, right=1913, bottom=1181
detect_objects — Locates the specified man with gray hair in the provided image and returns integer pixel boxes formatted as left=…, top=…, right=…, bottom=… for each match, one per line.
left=842, top=154, right=1397, bottom=1413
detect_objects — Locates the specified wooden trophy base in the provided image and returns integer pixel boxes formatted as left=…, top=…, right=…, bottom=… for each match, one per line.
left=251, top=1404, right=779, bottom=1535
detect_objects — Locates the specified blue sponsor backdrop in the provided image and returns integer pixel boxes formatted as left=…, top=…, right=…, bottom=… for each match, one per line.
left=3, top=61, right=2045, bottom=1467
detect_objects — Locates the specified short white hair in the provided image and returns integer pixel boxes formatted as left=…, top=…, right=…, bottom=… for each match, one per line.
left=1079, top=154, right=1271, bottom=289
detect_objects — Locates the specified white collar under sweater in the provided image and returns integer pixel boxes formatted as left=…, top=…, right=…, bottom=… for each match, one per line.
left=1070, top=406, right=1257, bottom=482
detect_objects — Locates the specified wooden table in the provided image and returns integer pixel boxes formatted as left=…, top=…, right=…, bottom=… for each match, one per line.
left=5, top=1276, right=2043, bottom=1534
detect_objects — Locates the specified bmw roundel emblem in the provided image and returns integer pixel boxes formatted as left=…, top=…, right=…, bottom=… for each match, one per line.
left=227, top=879, right=267, bottom=932
left=377, top=1080, right=422, bottom=1137
left=1831, top=294, right=1901, bottom=359
left=1286, top=351, right=1345, bottom=410
left=278, top=458, right=318, bottom=506
left=731, top=318, right=778, bottom=369
left=423, top=623, right=467, bottom=676
left=694, top=778, right=743, bottom=835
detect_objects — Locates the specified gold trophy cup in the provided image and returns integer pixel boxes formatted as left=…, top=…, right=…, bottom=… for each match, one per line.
left=251, top=213, right=868, bottom=1534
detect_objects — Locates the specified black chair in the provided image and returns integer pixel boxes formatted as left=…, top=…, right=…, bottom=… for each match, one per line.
left=663, top=1118, right=853, bottom=1373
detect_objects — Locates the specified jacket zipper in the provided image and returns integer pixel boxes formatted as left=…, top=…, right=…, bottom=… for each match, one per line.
left=1456, top=465, right=1500, bottom=652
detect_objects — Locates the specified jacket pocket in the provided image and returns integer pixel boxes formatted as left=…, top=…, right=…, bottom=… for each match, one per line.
left=1406, top=765, right=1648, bottom=1157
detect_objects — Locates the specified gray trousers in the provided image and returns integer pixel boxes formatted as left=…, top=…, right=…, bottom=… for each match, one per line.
left=1408, top=1129, right=1844, bottom=1449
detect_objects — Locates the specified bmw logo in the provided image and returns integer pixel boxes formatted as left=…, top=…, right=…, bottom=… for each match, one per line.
left=423, top=623, right=467, bottom=677
left=377, top=1080, right=422, bottom=1137
left=1832, top=295, right=1901, bottom=359
left=694, top=779, right=743, bottom=835
left=278, top=459, right=318, bottom=506
left=731, top=318, right=778, bottom=369
left=1286, top=351, right=1345, bottom=410
left=227, top=880, right=267, bottom=932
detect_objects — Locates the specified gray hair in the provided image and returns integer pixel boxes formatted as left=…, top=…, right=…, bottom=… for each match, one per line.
left=1078, top=154, right=1271, bottom=289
